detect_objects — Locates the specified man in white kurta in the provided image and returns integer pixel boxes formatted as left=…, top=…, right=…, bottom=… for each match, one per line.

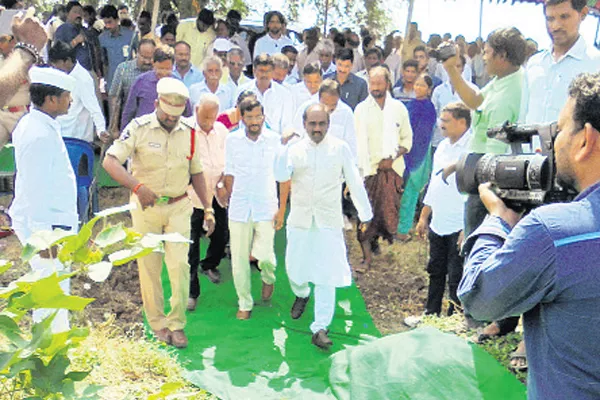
left=9, top=67, right=78, bottom=333
left=277, top=104, right=373, bottom=349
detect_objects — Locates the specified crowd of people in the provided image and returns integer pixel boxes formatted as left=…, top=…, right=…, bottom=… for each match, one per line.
left=2, top=0, right=600, bottom=398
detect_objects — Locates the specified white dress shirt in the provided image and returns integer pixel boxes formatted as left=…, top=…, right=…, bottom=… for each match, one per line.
left=520, top=36, right=600, bottom=125
left=290, top=82, right=313, bottom=114
left=236, top=79, right=294, bottom=134
left=423, top=129, right=472, bottom=236
left=292, top=98, right=358, bottom=163
left=355, top=93, right=413, bottom=177
left=189, top=81, right=235, bottom=113
left=225, top=127, right=282, bottom=222
left=431, top=79, right=478, bottom=146
left=277, top=135, right=373, bottom=230
left=57, top=62, right=106, bottom=142
left=253, top=33, right=293, bottom=56
left=10, top=109, right=78, bottom=231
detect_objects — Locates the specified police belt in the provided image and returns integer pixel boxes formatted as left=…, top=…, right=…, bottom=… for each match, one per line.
left=156, top=193, right=188, bottom=205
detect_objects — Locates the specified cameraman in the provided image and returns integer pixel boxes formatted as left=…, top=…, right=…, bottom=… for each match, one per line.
left=458, top=72, right=600, bottom=400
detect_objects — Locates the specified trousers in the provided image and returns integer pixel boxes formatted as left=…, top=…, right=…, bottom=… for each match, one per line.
left=229, top=218, right=276, bottom=311
left=130, top=196, right=193, bottom=331
left=188, top=199, right=229, bottom=299
left=398, top=148, right=432, bottom=235
left=425, top=229, right=464, bottom=316
left=289, top=280, right=336, bottom=333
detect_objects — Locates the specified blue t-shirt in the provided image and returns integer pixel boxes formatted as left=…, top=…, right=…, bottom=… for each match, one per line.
left=459, top=181, right=600, bottom=400
left=99, top=27, right=135, bottom=90
left=54, top=22, right=92, bottom=71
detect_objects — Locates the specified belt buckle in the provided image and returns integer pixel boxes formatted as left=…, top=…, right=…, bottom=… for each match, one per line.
left=156, top=196, right=170, bottom=205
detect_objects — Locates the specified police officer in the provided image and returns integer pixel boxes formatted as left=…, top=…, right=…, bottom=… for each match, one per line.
left=103, top=77, right=215, bottom=348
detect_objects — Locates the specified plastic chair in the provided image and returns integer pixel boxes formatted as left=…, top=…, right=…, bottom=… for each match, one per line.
left=63, top=138, right=95, bottom=223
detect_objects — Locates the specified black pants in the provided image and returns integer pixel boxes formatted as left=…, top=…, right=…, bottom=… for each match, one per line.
left=425, top=229, right=464, bottom=316
left=464, top=193, right=519, bottom=332
left=188, top=199, right=229, bottom=299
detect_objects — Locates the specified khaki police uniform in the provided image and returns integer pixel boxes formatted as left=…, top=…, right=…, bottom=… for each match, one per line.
left=106, top=112, right=203, bottom=332
left=0, top=83, right=30, bottom=148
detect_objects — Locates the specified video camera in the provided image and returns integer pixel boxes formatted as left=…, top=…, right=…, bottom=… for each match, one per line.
left=455, top=122, right=576, bottom=210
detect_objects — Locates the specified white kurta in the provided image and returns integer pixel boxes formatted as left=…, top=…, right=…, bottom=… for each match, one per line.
left=277, top=135, right=373, bottom=287
left=9, top=108, right=78, bottom=333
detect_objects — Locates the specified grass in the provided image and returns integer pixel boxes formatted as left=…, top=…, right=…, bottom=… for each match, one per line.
left=69, top=319, right=215, bottom=400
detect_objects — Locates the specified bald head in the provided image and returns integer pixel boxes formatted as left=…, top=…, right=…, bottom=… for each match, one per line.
left=195, top=93, right=220, bottom=133
left=303, top=103, right=330, bottom=144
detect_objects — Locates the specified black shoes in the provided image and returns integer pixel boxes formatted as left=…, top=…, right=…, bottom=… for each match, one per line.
left=311, top=329, right=333, bottom=350
left=204, top=268, right=221, bottom=284
left=290, top=296, right=310, bottom=319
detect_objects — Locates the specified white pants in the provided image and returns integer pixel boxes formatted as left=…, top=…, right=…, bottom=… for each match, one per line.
left=229, top=219, right=277, bottom=311
left=12, top=220, right=73, bottom=333
left=290, top=280, right=335, bottom=333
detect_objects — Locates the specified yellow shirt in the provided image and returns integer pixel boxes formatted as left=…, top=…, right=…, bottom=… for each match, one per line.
left=176, top=22, right=216, bottom=68
left=106, top=112, right=203, bottom=197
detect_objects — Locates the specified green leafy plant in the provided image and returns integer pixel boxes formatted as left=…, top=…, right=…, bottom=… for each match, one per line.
left=0, top=204, right=190, bottom=399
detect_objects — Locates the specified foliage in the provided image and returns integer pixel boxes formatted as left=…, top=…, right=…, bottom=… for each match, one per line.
left=285, top=0, right=396, bottom=36
left=0, top=204, right=190, bottom=399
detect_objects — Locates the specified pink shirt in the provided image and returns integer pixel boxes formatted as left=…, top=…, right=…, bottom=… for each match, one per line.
left=187, top=121, right=228, bottom=209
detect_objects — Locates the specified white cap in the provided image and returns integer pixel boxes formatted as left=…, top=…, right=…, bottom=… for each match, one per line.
left=29, top=67, right=76, bottom=92
left=213, top=38, right=233, bottom=52
left=156, top=77, right=189, bottom=116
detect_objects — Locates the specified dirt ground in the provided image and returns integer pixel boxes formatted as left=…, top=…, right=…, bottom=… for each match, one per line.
left=0, top=187, right=433, bottom=336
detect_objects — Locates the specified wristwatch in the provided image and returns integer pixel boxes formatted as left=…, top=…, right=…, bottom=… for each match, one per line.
left=205, top=207, right=215, bottom=214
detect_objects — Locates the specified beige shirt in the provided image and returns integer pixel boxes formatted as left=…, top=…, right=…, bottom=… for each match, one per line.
left=355, top=93, right=413, bottom=177
left=176, top=22, right=216, bottom=68
left=296, top=46, right=319, bottom=79
left=106, top=112, right=203, bottom=198
left=185, top=120, right=228, bottom=209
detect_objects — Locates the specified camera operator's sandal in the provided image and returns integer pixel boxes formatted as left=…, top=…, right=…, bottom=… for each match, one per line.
left=509, top=349, right=528, bottom=371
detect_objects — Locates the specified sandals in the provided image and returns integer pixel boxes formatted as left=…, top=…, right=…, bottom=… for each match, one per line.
left=509, top=349, right=528, bottom=371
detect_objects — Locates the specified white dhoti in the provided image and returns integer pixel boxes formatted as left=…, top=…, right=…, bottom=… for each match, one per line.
left=286, top=221, right=351, bottom=333
left=11, top=218, right=77, bottom=333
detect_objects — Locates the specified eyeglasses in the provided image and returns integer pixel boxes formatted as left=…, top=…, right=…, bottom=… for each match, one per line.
left=229, top=61, right=244, bottom=67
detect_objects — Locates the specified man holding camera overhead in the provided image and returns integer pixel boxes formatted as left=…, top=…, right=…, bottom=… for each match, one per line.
left=442, top=27, right=527, bottom=340
left=458, top=72, right=600, bottom=400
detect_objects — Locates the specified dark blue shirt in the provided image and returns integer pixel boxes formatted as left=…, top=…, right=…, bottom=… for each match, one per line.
left=324, top=71, right=368, bottom=111
left=99, top=27, right=135, bottom=90
left=54, top=22, right=92, bottom=71
left=459, top=181, right=600, bottom=400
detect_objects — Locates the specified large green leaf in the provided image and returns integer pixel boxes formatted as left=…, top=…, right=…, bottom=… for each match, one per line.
left=0, top=350, right=20, bottom=372
left=0, top=259, right=12, bottom=275
left=94, top=202, right=137, bottom=218
left=21, top=313, right=56, bottom=357
left=21, top=229, right=77, bottom=263
left=30, top=353, right=71, bottom=394
left=0, top=313, right=27, bottom=347
left=93, top=224, right=127, bottom=248
left=64, top=370, right=90, bottom=382
left=41, top=327, right=89, bottom=359
left=87, top=262, right=113, bottom=283
left=10, top=274, right=94, bottom=313
left=108, top=247, right=154, bottom=266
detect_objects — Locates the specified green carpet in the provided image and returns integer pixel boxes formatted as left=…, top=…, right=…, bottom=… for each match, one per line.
left=155, top=229, right=526, bottom=400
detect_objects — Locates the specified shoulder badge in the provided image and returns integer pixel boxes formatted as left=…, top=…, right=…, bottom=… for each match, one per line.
left=133, top=114, right=152, bottom=127
left=179, top=117, right=195, bottom=130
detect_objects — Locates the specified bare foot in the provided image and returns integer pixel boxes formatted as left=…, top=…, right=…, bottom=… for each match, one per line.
left=354, top=261, right=370, bottom=274
left=510, top=340, right=527, bottom=370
